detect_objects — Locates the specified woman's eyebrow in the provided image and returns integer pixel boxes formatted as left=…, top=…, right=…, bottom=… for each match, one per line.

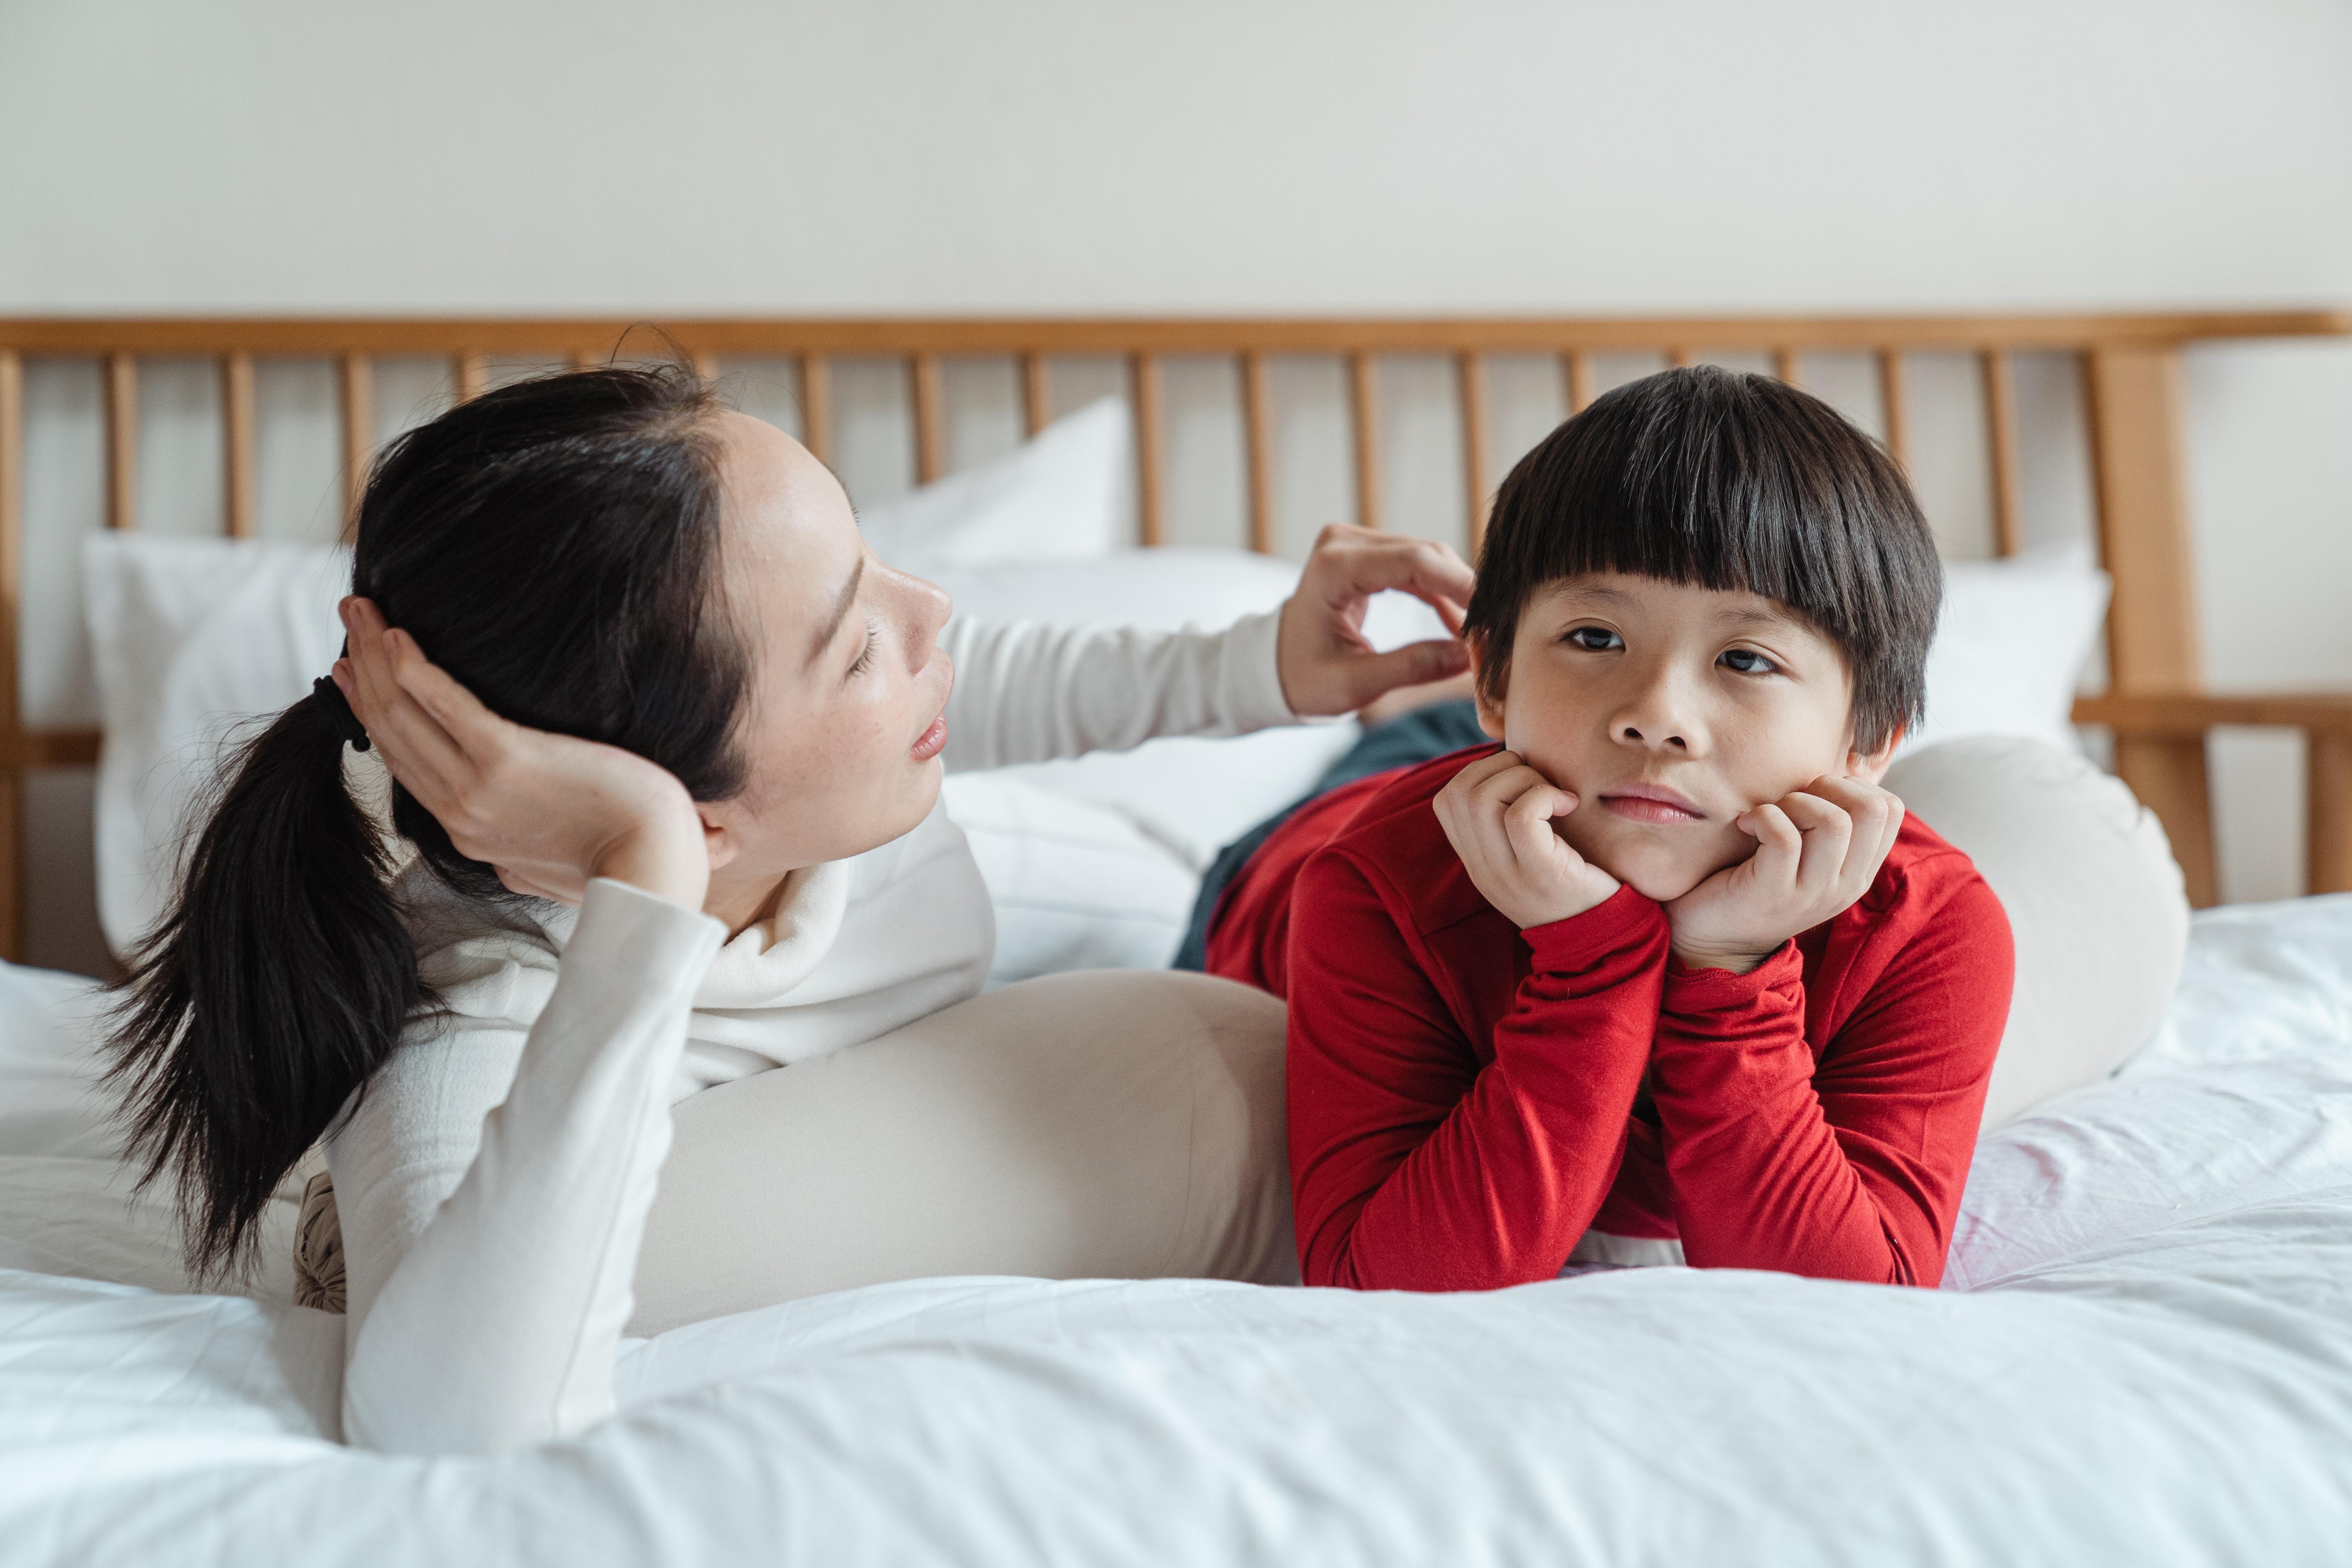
left=806, top=556, right=865, bottom=669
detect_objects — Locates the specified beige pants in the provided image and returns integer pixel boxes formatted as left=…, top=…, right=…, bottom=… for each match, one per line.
left=627, top=969, right=1296, bottom=1337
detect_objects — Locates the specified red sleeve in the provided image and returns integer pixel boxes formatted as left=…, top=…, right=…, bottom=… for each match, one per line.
left=1285, top=850, right=1671, bottom=1291
left=1648, top=873, right=2012, bottom=1287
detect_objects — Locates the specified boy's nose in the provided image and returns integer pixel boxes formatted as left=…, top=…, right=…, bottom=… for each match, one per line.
left=1610, top=671, right=1707, bottom=755
left=1618, top=722, right=1690, bottom=751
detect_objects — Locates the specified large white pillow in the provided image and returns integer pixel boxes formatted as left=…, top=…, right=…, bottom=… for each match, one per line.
left=853, top=397, right=1128, bottom=570
left=936, top=772, right=1201, bottom=985
left=1905, top=544, right=2111, bottom=757
left=85, top=534, right=349, bottom=955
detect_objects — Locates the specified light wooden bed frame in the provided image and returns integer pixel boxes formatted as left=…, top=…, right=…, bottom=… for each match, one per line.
left=2, top=310, right=2348, bottom=961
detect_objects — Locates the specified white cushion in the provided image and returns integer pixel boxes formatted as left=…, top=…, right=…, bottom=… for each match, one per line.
left=1905, top=544, right=2111, bottom=757
left=853, top=397, right=1127, bottom=571
left=85, top=534, right=348, bottom=955
left=936, top=773, right=1201, bottom=986
left=1882, top=735, right=2189, bottom=1129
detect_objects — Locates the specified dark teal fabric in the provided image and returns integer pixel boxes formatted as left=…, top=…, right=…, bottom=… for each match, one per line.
left=1171, top=700, right=1487, bottom=972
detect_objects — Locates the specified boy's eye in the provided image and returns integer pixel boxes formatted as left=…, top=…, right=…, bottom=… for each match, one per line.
left=1720, top=647, right=1778, bottom=675
left=1566, top=626, right=1623, bottom=652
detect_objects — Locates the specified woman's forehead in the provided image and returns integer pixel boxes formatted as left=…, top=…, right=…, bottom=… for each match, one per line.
left=711, top=410, right=864, bottom=634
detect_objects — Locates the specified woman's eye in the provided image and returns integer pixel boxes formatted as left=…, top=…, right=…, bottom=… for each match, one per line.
left=1566, top=626, right=1623, bottom=652
left=1720, top=647, right=1778, bottom=675
left=847, top=621, right=880, bottom=679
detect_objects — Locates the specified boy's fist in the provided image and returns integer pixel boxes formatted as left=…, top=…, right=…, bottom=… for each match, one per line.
left=1664, top=775, right=1904, bottom=974
left=1435, top=750, right=1621, bottom=931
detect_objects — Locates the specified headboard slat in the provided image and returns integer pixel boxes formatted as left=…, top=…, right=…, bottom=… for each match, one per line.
left=1020, top=353, right=1050, bottom=438
left=1877, top=350, right=1909, bottom=472
left=911, top=354, right=946, bottom=486
left=1980, top=349, right=2021, bottom=558
left=104, top=354, right=136, bottom=531
left=1129, top=354, right=1165, bottom=549
left=0, top=349, right=21, bottom=958
left=339, top=354, right=373, bottom=539
left=797, top=355, right=833, bottom=466
left=221, top=354, right=256, bottom=539
left=1347, top=353, right=1381, bottom=532
left=1455, top=352, right=1490, bottom=554
left=1563, top=350, right=1595, bottom=414
left=1240, top=352, right=1273, bottom=555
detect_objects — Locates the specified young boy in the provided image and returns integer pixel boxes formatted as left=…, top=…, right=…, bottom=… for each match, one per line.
left=1201, top=366, right=2012, bottom=1292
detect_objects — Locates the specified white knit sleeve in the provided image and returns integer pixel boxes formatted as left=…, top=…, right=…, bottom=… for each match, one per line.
left=937, top=610, right=1299, bottom=773
left=328, top=878, right=725, bottom=1454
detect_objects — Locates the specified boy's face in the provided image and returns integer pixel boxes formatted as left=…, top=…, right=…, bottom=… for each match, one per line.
left=1472, top=572, right=1899, bottom=904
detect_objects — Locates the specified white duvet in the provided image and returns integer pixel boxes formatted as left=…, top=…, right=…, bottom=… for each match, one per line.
left=4, top=898, right=2351, bottom=1567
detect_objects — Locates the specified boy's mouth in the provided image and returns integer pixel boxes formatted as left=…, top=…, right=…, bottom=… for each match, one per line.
left=1597, top=782, right=1706, bottom=824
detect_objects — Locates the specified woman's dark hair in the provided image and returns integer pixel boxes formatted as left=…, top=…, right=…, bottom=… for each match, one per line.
left=105, top=365, right=753, bottom=1278
left=1463, top=365, right=1942, bottom=753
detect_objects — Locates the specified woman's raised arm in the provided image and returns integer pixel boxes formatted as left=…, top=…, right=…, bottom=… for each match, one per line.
left=939, top=524, right=1473, bottom=772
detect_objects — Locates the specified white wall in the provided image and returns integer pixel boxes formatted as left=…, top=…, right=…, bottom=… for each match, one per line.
left=3, top=0, right=2350, bottom=971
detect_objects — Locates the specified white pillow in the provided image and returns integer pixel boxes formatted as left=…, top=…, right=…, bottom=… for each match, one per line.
left=1906, top=544, right=2111, bottom=757
left=937, top=772, right=1201, bottom=986
left=853, top=397, right=1128, bottom=571
left=85, top=534, right=349, bottom=955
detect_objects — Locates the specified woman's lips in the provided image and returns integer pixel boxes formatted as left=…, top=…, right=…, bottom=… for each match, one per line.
left=1598, top=782, right=1705, bottom=824
left=910, top=712, right=949, bottom=763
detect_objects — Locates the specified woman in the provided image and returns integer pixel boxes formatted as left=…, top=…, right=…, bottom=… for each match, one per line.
left=106, top=366, right=1472, bottom=1454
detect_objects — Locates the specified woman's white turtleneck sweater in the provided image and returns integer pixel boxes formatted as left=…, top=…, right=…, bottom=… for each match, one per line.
left=328, top=612, right=1298, bottom=1454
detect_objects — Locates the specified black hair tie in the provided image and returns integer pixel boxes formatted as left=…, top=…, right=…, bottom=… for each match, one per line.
left=311, top=677, right=372, bottom=752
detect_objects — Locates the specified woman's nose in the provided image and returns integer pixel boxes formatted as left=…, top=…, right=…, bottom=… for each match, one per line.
left=897, top=570, right=953, bottom=668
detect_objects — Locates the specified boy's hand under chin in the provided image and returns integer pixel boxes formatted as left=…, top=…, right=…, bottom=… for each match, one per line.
left=1665, top=775, right=1905, bottom=974
left=1435, top=750, right=1622, bottom=930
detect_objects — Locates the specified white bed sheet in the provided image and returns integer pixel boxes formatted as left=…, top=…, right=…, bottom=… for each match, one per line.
left=4, top=897, right=2350, bottom=1566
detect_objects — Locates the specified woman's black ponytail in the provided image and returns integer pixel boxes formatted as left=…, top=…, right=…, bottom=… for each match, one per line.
left=103, top=363, right=750, bottom=1280
left=107, top=690, right=419, bottom=1279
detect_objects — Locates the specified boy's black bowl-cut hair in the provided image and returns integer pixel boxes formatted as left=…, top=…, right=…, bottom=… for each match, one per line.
left=1463, top=365, right=1941, bottom=755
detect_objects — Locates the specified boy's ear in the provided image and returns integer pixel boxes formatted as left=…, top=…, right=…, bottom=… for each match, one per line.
left=1467, top=633, right=1508, bottom=741
left=1848, top=722, right=1906, bottom=784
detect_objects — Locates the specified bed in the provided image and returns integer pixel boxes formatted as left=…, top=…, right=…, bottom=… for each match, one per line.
left=2, top=312, right=2350, bottom=1564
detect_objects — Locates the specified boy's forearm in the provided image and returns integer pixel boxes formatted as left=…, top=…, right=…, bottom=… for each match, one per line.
left=1649, top=953, right=1950, bottom=1285
left=1291, top=886, right=1672, bottom=1291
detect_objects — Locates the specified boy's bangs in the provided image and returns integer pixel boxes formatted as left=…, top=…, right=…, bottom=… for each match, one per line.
left=1466, top=367, right=1942, bottom=753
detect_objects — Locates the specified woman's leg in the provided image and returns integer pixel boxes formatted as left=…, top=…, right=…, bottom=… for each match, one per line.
left=630, top=970, right=1293, bottom=1336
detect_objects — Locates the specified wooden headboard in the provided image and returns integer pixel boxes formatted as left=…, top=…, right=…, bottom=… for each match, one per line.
left=2, top=310, right=2349, bottom=960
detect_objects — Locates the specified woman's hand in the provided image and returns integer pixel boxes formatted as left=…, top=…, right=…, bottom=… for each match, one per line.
left=1664, top=776, right=1904, bottom=974
left=1277, top=524, right=1475, bottom=717
left=1434, top=750, right=1622, bottom=930
left=332, top=597, right=713, bottom=913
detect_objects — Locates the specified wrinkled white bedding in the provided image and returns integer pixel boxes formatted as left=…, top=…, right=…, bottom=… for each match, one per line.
left=4, top=897, right=2350, bottom=1566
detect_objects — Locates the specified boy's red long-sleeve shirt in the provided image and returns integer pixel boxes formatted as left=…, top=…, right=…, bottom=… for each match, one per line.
left=1206, top=745, right=2013, bottom=1292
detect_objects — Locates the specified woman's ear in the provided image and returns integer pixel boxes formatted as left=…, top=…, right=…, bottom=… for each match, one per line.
left=1848, top=723, right=1907, bottom=784
left=1468, top=633, right=1508, bottom=741
left=699, top=811, right=740, bottom=873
